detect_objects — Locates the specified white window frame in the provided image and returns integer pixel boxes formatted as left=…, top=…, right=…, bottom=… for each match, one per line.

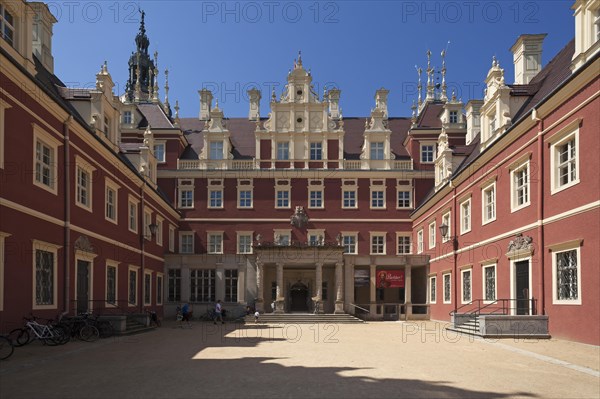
left=310, top=142, right=323, bottom=161
left=308, top=180, right=324, bottom=209
left=143, top=271, right=153, bottom=306
left=128, top=196, right=139, bottom=234
left=178, top=179, right=194, bottom=209
left=143, top=209, right=153, bottom=241
left=420, top=142, right=436, bottom=163
left=460, top=197, right=472, bottom=235
left=207, top=232, right=224, bottom=254
left=0, top=98, right=12, bottom=169
left=428, top=221, right=436, bottom=249
left=122, top=110, right=133, bottom=125
left=105, top=261, right=119, bottom=307
left=370, top=232, right=386, bottom=255
left=75, top=156, right=96, bottom=212
left=155, top=216, right=163, bottom=246
left=461, top=268, right=472, bottom=304
left=237, top=232, right=253, bottom=254
left=550, top=124, right=580, bottom=195
left=551, top=244, right=582, bottom=305
left=370, top=142, right=384, bottom=160
left=441, top=211, right=451, bottom=243
left=169, top=225, right=176, bottom=252
left=370, top=179, right=386, bottom=210
left=32, top=124, right=61, bottom=195
left=342, top=179, right=358, bottom=209
left=396, top=233, right=411, bottom=255
left=277, top=142, right=289, bottom=160
left=275, top=179, right=291, bottom=209
left=179, top=232, right=194, bottom=254
left=510, top=160, right=531, bottom=212
left=273, top=229, right=291, bottom=246
left=0, top=4, right=16, bottom=47
left=341, top=232, right=358, bottom=255
left=482, top=181, right=496, bottom=225
left=449, top=110, right=458, bottom=124
left=208, top=180, right=224, bottom=209
left=154, top=141, right=166, bottom=163
left=32, top=240, right=61, bottom=310
left=237, top=179, right=253, bottom=209
left=128, top=266, right=139, bottom=307
left=417, top=229, right=424, bottom=254
left=209, top=141, right=224, bottom=160
left=442, top=272, right=452, bottom=304
left=482, top=263, right=497, bottom=304
left=429, top=276, right=437, bottom=304
left=105, top=178, right=120, bottom=224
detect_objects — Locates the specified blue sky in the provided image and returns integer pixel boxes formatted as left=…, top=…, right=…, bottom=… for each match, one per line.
left=52, top=1, right=574, bottom=118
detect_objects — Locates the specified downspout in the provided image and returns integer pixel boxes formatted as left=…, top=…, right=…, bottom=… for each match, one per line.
left=533, top=108, right=545, bottom=315
left=140, top=179, right=146, bottom=313
left=63, top=115, right=72, bottom=314
left=451, top=180, right=458, bottom=313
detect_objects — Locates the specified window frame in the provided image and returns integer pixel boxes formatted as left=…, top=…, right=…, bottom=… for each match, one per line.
left=417, top=229, right=424, bottom=254
left=32, top=125, right=61, bottom=195
left=551, top=245, right=582, bottom=305
left=460, top=197, right=472, bottom=235
left=237, top=179, right=253, bottom=209
left=154, top=141, right=166, bottom=163
left=178, top=179, right=195, bottom=209
left=341, top=232, right=358, bottom=255
left=428, top=221, right=436, bottom=249
left=156, top=273, right=164, bottom=305
left=155, top=216, right=163, bottom=246
left=0, top=4, right=16, bottom=47
left=309, top=189, right=324, bottom=209
left=277, top=142, right=290, bottom=161
left=75, top=156, right=96, bottom=212
left=482, top=263, right=497, bottom=304
left=168, top=225, right=176, bottom=252
left=441, top=212, right=451, bottom=243
left=0, top=98, right=12, bottom=169
left=207, top=232, right=224, bottom=254
left=481, top=181, right=496, bottom=225
left=442, top=272, right=452, bottom=304
left=510, top=160, right=531, bottom=212
left=167, top=269, right=181, bottom=302
left=209, top=141, right=224, bottom=160
left=550, top=126, right=579, bottom=195
left=310, top=142, right=323, bottom=161
left=128, top=265, right=139, bottom=307
left=105, top=261, right=118, bottom=307
left=461, top=268, right=472, bottom=304
left=105, top=178, right=120, bottom=224
left=429, top=276, right=437, bottom=304
left=32, top=240, right=61, bottom=310
left=370, top=233, right=386, bottom=255
left=143, top=270, right=152, bottom=306
left=396, top=234, right=411, bottom=255
left=128, top=196, right=139, bottom=234
left=420, top=142, right=436, bottom=163
left=179, top=232, right=194, bottom=254
left=237, top=232, right=253, bottom=254
left=370, top=141, right=384, bottom=160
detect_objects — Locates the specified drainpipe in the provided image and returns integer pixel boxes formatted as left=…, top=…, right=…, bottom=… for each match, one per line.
left=63, top=115, right=72, bottom=314
left=451, top=180, right=458, bottom=313
left=533, top=108, right=545, bottom=315
left=140, top=178, right=146, bottom=313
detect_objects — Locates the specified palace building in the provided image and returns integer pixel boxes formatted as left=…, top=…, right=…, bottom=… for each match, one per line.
left=0, top=0, right=598, bottom=344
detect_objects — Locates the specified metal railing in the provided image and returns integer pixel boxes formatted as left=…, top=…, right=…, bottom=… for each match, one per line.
left=449, top=298, right=538, bottom=317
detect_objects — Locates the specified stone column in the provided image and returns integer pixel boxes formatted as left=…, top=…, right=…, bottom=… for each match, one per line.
left=315, top=262, right=323, bottom=313
left=334, top=262, right=344, bottom=314
left=344, top=261, right=355, bottom=314
left=215, top=263, right=225, bottom=303
left=404, top=265, right=412, bottom=320
left=369, top=264, right=377, bottom=316
left=275, top=263, right=284, bottom=313
left=256, top=262, right=264, bottom=312
left=181, top=262, right=190, bottom=304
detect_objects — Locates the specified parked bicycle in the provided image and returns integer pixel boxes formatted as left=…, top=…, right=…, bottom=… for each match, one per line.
left=59, top=313, right=100, bottom=342
left=0, top=335, right=14, bottom=360
left=10, top=315, right=69, bottom=347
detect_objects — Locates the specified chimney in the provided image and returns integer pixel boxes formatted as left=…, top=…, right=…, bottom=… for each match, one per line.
left=30, top=2, right=57, bottom=74
left=375, top=88, right=390, bottom=119
left=327, top=89, right=341, bottom=119
left=510, top=34, right=547, bottom=84
left=198, top=89, right=213, bottom=121
left=247, top=88, right=261, bottom=121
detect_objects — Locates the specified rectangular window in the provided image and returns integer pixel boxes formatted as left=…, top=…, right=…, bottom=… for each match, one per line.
left=208, top=233, right=223, bottom=254
left=443, top=273, right=451, bottom=304
left=462, top=269, right=472, bottom=303
left=104, top=116, right=112, bottom=140
left=168, top=269, right=181, bottom=302
left=483, top=265, right=496, bottom=302
left=225, top=270, right=238, bottom=302
left=460, top=198, right=471, bottom=234
left=105, top=185, right=117, bottom=222
left=553, top=247, right=581, bottom=304
left=76, top=166, right=92, bottom=209
left=274, top=231, right=291, bottom=246
left=371, top=190, right=385, bottom=208
left=309, top=190, right=323, bottom=208
left=123, top=110, right=132, bottom=124
left=428, top=221, right=436, bottom=249
left=310, top=142, right=322, bottom=160
left=449, top=111, right=458, bottom=124
left=35, top=249, right=55, bottom=307
left=128, top=200, right=138, bottom=233
left=371, top=234, right=385, bottom=255
left=397, top=235, right=411, bottom=254
left=178, top=179, right=194, bottom=208
left=343, top=190, right=357, bottom=208
left=276, top=190, right=290, bottom=208
left=238, top=234, right=253, bottom=254
left=239, top=190, right=252, bottom=208
left=35, top=140, right=55, bottom=189
left=1, top=4, right=15, bottom=47
left=144, top=272, right=152, bottom=305
left=397, top=191, right=411, bottom=208
left=190, top=269, right=215, bottom=302
left=144, top=210, right=152, bottom=240
left=154, top=143, right=165, bottom=163
left=551, top=128, right=579, bottom=194
left=155, top=217, right=163, bottom=246
left=557, top=139, right=577, bottom=187
left=482, top=182, right=496, bottom=224
left=209, top=190, right=223, bottom=208
left=128, top=268, right=138, bottom=306
left=209, top=141, right=223, bottom=160
left=156, top=275, right=163, bottom=305
left=370, top=142, right=384, bottom=160
left=417, top=230, right=424, bottom=254
left=421, top=144, right=435, bottom=163
left=105, top=264, right=117, bottom=305
left=511, top=162, right=530, bottom=211
left=429, top=276, right=436, bottom=304
left=180, top=232, right=194, bottom=254
left=441, top=212, right=451, bottom=243
left=343, top=235, right=357, bottom=254
left=277, top=142, right=289, bottom=160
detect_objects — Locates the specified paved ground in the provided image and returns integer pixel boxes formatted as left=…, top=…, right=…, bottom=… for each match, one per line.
left=1, top=320, right=598, bottom=399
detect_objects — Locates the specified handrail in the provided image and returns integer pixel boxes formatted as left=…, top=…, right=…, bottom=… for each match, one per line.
left=449, top=298, right=537, bottom=317
left=349, top=303, right=370, bottom=314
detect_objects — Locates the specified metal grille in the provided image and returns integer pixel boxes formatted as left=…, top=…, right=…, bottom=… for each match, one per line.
left=443, top=274, right=451, bottom=303
left=484, top=266, right=496, bottom=301
left=35, top=250, right=53, bottom=305
left=107, top=266, right=116, bottom=304
left=557, top=250, right=578, bottom=300
left=462, top=270, right=471, bottom=302
left=128, top=270, right=137, bottom=305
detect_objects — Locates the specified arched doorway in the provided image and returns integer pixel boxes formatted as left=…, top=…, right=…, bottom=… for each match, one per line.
left=290, top=281, right=309, bottom=312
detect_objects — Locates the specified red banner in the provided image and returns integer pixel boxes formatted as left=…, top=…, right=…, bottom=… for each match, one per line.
left=376, top=270, right=405, bottom=288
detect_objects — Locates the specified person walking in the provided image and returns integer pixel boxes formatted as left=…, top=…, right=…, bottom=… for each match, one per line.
left=214, top=299, right=224, bottom=325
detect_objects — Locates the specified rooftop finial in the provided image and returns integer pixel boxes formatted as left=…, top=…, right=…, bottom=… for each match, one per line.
left=297, top=50, right=302, bottom=67
left=416, top=65, right=423, bottom=107
left=426, top=50, right=434, bottom=100
left=440, top=42, right=449, bottom=101
left=135, top=9, right=149, bottom=53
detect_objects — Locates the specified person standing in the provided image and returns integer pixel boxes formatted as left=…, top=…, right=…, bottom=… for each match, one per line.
left=214, top=300, right=224, bottom=325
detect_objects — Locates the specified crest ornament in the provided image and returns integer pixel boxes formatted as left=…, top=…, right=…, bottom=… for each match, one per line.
left=74, top=236, right=95, bottom=253
left=290, top=206, right=309, bottom=229
left=507, top=233, right=533, bottom=253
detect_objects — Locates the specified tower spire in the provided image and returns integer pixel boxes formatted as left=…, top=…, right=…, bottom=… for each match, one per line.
left=163, top=68, right=171, bottom=115
left=440, top=49, right=447, bottom=101
left=416, top=65, right=423, bottom=108
left=426, top=50, right=434, bottom=100
left=152, top=51, right=159, bottom=102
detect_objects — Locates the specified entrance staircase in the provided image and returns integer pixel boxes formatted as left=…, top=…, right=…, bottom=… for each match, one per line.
left=446, top=315, right=481, bottom=336
left=244, top=313, right=364, bottom=324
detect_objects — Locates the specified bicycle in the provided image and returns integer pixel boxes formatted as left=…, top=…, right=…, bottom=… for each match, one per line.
left=9, top=315, right=70, bottom=347
left=0, top=335, right=15, bottom=360
left=59, top=313, right=100, bottom=342
left=146, top=309, right=161, bottom=327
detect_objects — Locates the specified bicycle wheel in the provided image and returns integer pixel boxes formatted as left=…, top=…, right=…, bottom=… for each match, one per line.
left=0, top=336, right=14, bottom=360
left=79, top=325, right=100, bottom=342
left=97, top=321, right=114, bottom=338
left=9, top=328, right=30, bottom=347
left=52, top=325, right=70, bottom=345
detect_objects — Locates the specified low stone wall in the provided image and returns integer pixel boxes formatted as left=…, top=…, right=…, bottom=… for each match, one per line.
left=479, top=315, right=550, bottom=338
left=451, top=313, right=473, bottom=326
left=98, top=315, right=127, bottom=333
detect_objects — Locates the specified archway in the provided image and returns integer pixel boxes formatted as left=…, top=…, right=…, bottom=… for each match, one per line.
left=290, top=281, right=309, bottom=312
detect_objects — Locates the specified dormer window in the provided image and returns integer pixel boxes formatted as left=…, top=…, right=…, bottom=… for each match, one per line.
left=595, top=9, right=600, bottom=42
left=0, top=5, right=15, bottom=47
left=104, top=116, right=112, bottom=140
left=209, top=141, right=223, bottom=160
left=123, top=111, right=132, bottom=125
left=370, top=142, right=384, bottom=160
left=449, top=111, right=458, bottom=124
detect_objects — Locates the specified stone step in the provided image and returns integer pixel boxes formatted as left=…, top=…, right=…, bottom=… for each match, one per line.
left=243, top=314, right=364, bottom=324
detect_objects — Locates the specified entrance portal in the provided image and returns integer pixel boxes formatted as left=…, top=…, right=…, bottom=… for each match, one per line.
left=290, top=281, right=309, bottom=312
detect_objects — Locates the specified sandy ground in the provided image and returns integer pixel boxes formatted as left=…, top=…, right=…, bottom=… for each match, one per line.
left=1, top=320, right=598, bottom=399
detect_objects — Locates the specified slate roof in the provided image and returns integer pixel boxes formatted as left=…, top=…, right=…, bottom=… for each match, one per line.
left=137, top=103, right=174, bottom=129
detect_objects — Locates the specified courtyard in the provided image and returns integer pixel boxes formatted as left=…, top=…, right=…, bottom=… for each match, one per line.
left=0, top=321, right=598, bottom=399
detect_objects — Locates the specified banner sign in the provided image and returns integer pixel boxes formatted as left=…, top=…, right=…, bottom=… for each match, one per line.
left=354, top=270, right=370, bottom=287
left=376, top=270, right=405, bottom=288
